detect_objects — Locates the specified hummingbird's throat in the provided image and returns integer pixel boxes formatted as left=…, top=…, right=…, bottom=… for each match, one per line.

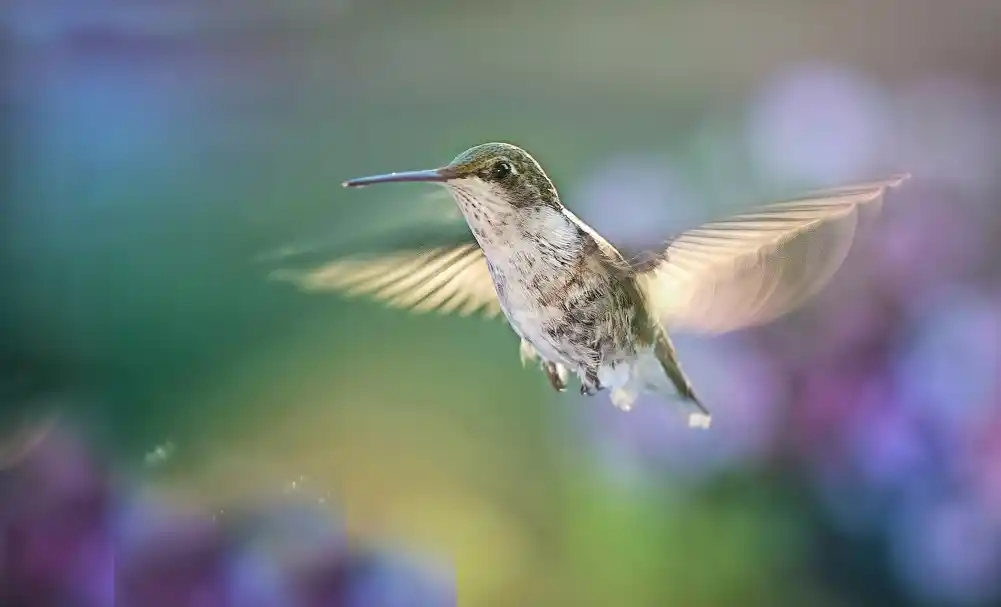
left=447, top=180, right=519, bottom=247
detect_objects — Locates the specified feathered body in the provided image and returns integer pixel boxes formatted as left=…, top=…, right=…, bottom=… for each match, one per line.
left=272, top=142, right=908, bottom=428
left=437, top=151, right=707, bottom=424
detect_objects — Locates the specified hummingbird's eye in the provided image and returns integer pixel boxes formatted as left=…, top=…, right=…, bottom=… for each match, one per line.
left=490, top=161, right=513, bottom=180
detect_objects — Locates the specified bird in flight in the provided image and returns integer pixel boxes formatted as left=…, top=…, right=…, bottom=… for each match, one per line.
left=271, top=142, right=908, bottom=428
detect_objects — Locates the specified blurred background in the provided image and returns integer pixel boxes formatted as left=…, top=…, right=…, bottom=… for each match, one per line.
left=2, top=0, right=1001, bottom=605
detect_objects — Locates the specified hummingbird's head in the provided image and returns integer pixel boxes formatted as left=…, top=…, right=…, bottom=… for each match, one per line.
left=343, top=142, right=561, bottom=212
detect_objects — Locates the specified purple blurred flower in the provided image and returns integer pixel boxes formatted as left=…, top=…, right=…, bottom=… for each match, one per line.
left=117, top=499, right=232, bottom=607
left=894, top=287, right=1000, bottom=435
left=1, top=424, right=455, bottom=607
left=0, top=427, right=114, bottom=607
left=891, top=494, right=1001, bottom=605
left=873, top=194, right=995, bottom=298
left=343, top=550, right=456, bottom=607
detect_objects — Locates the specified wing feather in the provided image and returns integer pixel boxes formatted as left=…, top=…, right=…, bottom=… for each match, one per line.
left=638, top=174, right=909, bottom=334
left=270, top=242, right=503, bottom=318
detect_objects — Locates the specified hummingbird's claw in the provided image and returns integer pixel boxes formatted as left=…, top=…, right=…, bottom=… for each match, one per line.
left=542, top=362, right=567, bottom=392
left=579, top=370, right=602, bottom=396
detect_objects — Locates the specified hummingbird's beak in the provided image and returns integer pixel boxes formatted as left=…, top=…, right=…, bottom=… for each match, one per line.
left=342, top=167, right=458, bottom=188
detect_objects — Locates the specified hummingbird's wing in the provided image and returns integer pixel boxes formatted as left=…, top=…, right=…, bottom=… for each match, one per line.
left=0, top=413, right=58, bottom=469
left=267, top=225, right=503, bottom=318
left=632, top=174, right=910, bottom=334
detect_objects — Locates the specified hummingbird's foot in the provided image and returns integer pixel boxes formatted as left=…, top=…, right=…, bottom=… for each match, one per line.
left=542, top=362, right=568, bottom=392
left=579, top=370, right=603, bottom=396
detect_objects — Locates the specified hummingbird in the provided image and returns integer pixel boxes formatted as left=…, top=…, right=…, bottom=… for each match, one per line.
left=272, top=142, right=908, bottom=428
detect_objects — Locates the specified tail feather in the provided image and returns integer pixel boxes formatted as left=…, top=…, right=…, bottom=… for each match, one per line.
left=654, top=334, right=712, bottom=429
left=604, top=336, right=711, bottom=429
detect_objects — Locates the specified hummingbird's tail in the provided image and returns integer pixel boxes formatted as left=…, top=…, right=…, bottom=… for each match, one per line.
left=605, top=333, right=711, bottom=429
left=653, top=333, right=711, bottom=429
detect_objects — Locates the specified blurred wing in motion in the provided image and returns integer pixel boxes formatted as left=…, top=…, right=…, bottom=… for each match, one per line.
left=255, top=189, right=464, bottom=265
left=636, top=174, right=910, bottom=334
left=0, top=413, right=58, bottom=470
left=269, top=233, right=503, bottom=319
left=264, top=187, right=502, bottom=318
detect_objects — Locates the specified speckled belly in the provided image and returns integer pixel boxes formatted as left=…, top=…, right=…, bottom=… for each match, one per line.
left=497, top=277, right=634, bottom=373
left=486, top=264, right=573, bottom=366
left=483, top=239, right=641, bottom=374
